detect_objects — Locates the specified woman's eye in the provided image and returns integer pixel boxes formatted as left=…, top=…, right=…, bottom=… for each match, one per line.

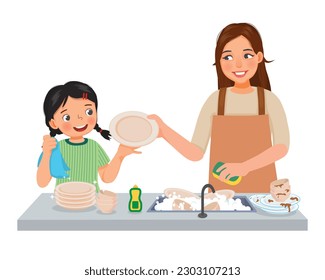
left=244, top=53, right=254, bottom=59
left=85, top=109, right=93, bottom=116
left=222, top=55, right=233, bottom=61
left=62, top=114, right=70, bottom=122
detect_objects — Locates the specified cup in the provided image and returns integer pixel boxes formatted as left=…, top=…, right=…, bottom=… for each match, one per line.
left=270, top=178, right=290, bottom=202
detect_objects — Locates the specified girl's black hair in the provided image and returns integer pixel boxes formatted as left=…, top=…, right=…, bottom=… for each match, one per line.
left=43, top=81, right=111, bottom=140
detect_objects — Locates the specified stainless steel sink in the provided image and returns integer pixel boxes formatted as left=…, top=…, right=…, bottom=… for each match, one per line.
left=147, top=195, right=256, bottom=212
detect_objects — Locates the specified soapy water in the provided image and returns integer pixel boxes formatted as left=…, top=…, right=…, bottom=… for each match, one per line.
left=154, top=192, right=251, bottom=211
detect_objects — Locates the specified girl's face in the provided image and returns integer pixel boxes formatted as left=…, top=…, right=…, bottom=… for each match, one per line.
left=49, top=96, right=97, bottom=138
left=220, top=35, right=263, bottom=87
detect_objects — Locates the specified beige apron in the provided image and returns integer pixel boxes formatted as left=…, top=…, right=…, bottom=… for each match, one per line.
left=208, top=87, right=277, bottom=193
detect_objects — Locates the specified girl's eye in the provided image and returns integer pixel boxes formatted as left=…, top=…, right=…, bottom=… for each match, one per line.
left=62, top=114, right=70, bottom=122
left=244, top=53, right=254, bottom=59
left=85, top=109, right=93, bottom=116
left=222, top=55, right=233, bottom=61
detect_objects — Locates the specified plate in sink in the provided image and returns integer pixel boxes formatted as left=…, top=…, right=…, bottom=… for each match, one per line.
left=147, top=195, right=255, bottom=212
left=163, top=188, right=199, bottom=199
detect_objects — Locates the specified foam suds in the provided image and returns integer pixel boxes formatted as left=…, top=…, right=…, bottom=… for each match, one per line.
left=154, top=192, right=251, bottom=211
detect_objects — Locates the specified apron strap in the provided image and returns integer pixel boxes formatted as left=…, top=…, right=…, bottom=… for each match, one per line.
left=218, top=87, right=227, bottom=115
left=218, top=87, right=265, bottom=115
left=258, top=87, right=265, bottom=115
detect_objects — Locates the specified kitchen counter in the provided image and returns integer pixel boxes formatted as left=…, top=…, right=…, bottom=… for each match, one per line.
left=18, top=193, right=308, bottom=231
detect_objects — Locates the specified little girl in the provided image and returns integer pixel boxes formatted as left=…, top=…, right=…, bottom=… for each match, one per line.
left=37, top=81, right=140, bottom=191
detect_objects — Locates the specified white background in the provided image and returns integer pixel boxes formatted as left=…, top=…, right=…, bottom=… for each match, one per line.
left=1, top=0, right=324, bottom=279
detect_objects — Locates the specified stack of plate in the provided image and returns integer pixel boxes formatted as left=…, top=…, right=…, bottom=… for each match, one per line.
left=249, top=193, right=300, bottom=214
left=54, top=182, right=96, bottom=210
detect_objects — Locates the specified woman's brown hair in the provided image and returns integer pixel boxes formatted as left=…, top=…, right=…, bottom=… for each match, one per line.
left=215, top=23, right=272, bottom=90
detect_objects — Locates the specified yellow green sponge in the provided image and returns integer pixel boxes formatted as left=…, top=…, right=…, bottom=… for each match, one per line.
left=212, top=161, right=242, bottom=186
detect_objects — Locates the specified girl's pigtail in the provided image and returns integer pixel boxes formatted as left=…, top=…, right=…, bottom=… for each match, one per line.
left=50, top=130, right=56, bottom=137
left=94, top=123, right=111, bottom=140
left=49, top=128, right=61, bottom=137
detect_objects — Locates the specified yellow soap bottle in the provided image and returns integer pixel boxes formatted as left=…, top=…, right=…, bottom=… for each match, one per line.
left=128, top=185, right=142, bottom=212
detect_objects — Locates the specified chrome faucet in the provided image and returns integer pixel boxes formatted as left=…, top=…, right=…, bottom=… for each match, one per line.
left=198, top=184, right=216, bottom=218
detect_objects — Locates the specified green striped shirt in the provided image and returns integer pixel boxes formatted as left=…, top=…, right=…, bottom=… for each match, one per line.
left=56, top=138, right=110, bottom=192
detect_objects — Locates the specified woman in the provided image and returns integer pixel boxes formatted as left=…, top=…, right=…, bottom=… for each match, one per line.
left=149, top=23, right=289, bottom=193
left=37, top=81, right=140, bottom=191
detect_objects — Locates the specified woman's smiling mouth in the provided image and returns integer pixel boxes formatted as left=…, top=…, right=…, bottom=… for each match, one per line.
left=73, top=124, right=88, bottom=132
left=233, top=71, right=248, bottom=78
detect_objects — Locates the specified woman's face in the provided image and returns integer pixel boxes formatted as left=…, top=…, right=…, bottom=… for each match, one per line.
left=220, top=35, right=263, bottom=87
left=49, top=96, right=97, bottom=138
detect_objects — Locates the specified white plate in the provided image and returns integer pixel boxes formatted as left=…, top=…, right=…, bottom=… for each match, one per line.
left=249, top=194, right=299, bottom=214
left=259, top=204, right=299, bottom=214
left=249, top=194, right=267, bottom=207
left=109, top=111, right=159, bottom=147
left=261, top=194, right=300, bottom=208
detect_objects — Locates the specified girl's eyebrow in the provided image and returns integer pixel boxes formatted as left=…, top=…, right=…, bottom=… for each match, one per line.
left=85, top=104, right=93, bottom=106
left=243, top=48, right=253, bottom=51
left=60, top=109, right=67, bottom=114
left=222, top=50, right=232, bottom=54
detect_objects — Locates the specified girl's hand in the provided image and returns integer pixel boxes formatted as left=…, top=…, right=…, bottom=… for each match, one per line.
left=42, top=135, right=57, bottom=156
left=147, top=114, right=166, bottom=138
left=216, top=162, right=250, bottom=181
left=116, top=144, right=141, bottom=159
left=99, top=145, right=142, bottom=183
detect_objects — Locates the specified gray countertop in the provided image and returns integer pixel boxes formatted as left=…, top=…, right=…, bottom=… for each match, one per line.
left=17, top=193, right=308, bottom=231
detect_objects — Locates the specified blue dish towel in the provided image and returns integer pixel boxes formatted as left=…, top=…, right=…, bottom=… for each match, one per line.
left=37, top=139, right=70, bottom=179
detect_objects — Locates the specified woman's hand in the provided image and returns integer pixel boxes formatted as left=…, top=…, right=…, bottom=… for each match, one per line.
left=42, top=135, right=57, bottom=155
left=216, top=144, right=288, bottom=182
left=147, top=114, right=204, bottom=161
left=216, top=162, right=250, bottom=181
left=116, top=144, right=141, bottom=159
left=147, top=114, right=166, bottom=138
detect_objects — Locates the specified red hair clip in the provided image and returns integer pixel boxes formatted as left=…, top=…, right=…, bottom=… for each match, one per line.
left=82, top=92, right=88, bottom=99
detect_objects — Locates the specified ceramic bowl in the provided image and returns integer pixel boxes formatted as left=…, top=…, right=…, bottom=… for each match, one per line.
left=97, top=200, right=117, bottom=213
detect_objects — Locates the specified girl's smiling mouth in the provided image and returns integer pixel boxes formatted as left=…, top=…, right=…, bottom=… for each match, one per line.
left=233, top=71, right=248, bottom=78
left=74, top=124, right=88, bottom=132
